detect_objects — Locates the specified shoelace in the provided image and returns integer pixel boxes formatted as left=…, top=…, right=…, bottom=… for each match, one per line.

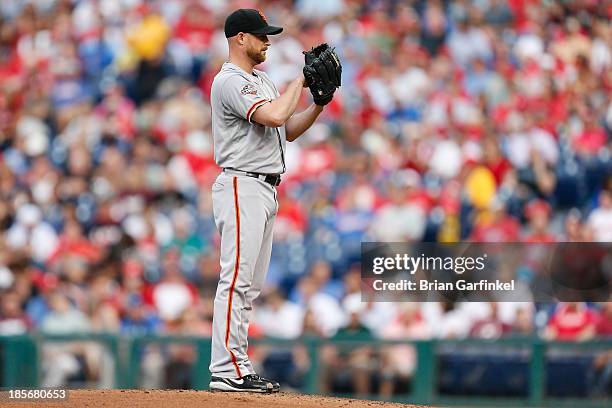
left=248, top=374, right=276, bottom=384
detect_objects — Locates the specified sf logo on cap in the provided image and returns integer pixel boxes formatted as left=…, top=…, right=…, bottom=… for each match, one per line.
left=257, top=9, right=267, bottom=22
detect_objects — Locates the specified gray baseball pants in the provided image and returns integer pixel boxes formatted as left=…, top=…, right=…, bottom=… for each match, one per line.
left=209, top=171, right=277, bottom=378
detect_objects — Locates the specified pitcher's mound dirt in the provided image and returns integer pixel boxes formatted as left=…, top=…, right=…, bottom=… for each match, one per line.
left=0, top=389, right=432, bottom=408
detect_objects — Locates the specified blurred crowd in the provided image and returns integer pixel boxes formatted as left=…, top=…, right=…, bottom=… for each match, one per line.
left=0, top=0, right=611, bottom=394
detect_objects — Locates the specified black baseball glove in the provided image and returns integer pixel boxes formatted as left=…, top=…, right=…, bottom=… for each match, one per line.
left=303, top=43, right=342, bottom=106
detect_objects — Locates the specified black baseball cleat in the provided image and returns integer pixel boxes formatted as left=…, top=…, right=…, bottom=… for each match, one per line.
left=209, top=374, right=278, bottom=393
left=250, top=374, right=280, bottom=392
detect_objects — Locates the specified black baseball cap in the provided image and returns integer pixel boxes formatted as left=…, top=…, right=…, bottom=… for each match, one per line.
left=224, top=9, right=283, bottom=38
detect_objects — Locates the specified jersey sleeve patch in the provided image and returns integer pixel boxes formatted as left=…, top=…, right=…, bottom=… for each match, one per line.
left=240, top=84, right=259, bottom=96
left=221, top=74, right=268, bottom=121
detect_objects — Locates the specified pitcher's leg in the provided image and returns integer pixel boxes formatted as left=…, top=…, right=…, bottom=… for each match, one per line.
left=241, top=211, right=276, bottom=374
left=210, top=176, right=266, bottom=378
left=210, top=175, right=242, bottom=378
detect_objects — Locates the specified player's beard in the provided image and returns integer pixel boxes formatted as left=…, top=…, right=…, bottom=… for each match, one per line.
left=247, top=46, right=266, bottom=65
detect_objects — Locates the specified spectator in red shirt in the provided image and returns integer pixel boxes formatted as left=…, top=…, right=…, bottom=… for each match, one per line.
left=173, top=3, right=215, bottom=55
left=274, top=191, right=308, bottom=240
left=596, top=303, right=612, bottom=338
left=470, top=201, right=520, bottom=242
left=48, top=217, right=102, bottom=266
left=470, top=302, right=512, bottom=339
left=545, top=302, right=598, bottom=341
left=571, top=105, right=607, bottom=157
left=483, top=136, right=512, bottom=186
left=522, top=199, right=556, bottom=242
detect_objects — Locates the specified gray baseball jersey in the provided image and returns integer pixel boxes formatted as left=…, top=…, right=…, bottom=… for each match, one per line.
left=210, top=62, right=286, bottom=174
left=209, top=61, right=283, bottom=380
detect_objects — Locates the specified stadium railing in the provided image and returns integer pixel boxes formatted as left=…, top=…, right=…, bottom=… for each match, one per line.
left=0, top=334, right=610, bottom=407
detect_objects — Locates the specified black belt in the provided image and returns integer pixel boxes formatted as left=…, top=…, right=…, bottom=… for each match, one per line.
left=223, top=168, right=281, bottom=186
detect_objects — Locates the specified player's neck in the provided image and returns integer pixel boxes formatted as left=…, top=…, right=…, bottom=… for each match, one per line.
left=228, top=53, right=256, bottom=75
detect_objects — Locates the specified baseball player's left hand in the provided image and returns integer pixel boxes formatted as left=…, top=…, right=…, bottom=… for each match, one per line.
left=303, top=43, right=342, bottom=106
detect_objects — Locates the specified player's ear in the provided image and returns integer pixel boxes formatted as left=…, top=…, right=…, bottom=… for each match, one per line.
left=237, top=32, right=246, bottom=46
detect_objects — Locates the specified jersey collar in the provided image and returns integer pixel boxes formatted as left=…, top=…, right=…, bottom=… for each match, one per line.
left=224, top=61, right=256, bottom=75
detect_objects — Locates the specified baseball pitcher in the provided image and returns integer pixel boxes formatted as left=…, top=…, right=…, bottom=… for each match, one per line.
left=208, top=9, right=342, bottom=393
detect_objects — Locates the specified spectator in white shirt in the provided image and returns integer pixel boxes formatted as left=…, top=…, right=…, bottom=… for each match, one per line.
left=255, top=288, right=304, bottom=339
left=587, top=189, right=612, bottom=242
